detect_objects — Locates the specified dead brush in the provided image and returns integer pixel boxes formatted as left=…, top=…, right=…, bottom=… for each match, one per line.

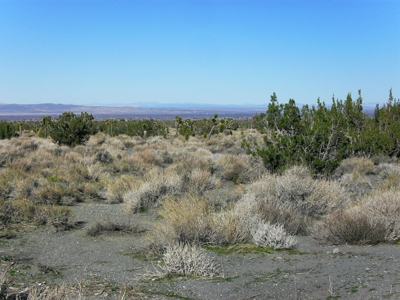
left=27, top=283, right=82, bottom=300
left=159, top=243, right=220, bottom=278
left=252, top=221, right=297, bottom=249
left=86, top=221, right=145, bottom=236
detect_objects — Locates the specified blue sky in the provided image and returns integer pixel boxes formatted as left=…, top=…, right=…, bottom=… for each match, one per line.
left=0, top=0, right=399, bottom=107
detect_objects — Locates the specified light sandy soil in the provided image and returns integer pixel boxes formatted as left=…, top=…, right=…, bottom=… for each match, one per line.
left=1, top=203, right=400, bottom=300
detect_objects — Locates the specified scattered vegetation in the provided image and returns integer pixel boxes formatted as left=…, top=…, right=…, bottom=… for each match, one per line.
left=1, top=89, right=400, bottom=296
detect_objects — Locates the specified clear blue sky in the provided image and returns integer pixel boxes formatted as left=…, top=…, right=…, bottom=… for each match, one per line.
left=1, top=0, right=399, bottom=107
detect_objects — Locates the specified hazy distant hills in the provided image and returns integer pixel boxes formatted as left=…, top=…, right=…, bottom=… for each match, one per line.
left=0, top=102, right=376, bottom=121
left=0, top=103, right=267, bottom=120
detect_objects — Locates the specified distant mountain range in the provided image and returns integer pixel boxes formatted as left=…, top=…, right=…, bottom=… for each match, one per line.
left=0, top=102, right=376, bottom=121
left=0, top=102, right=267, bottom=120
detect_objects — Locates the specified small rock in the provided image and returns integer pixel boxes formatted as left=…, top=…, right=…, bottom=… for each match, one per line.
left=333, top=248, right=340, bottom=254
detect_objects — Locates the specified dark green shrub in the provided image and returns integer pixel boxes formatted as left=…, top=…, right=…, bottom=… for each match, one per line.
left=49, top=112, right=96, bottom=146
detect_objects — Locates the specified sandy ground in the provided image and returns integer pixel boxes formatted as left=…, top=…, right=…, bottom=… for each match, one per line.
left=1, top=203, right=400, bottom=299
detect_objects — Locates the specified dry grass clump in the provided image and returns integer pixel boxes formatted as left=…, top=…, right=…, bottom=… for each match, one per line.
left=86, top=162, right=109, bottom=182
left=157, top=194, right=212, bottom=245
left=104, top=174, right=139, bottom=204
left=312, top=189, right=400, bottom=244
left=153, top=191, right=297, bottom=249
left=151, top=193, right=252, bottom=248
left=311, top=209, right=387, bottom=245
left=360, top=189, right=400, bottom=241
left=160, top=243, right=220, bottom=278
left=210, top=209, right=252, bottom=245
left=124, top=171, right=182, bottom=213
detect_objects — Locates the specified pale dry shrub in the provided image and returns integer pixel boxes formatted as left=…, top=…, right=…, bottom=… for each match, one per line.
left=103, top=136, right=126, bottom=150
left=334, top=157, right=376, bottom=177
left=339, top=173, right=374, bottom=199
left=6, top=155, right=41, bottom=173
left=116, top=155, right=143, bottom=175
left=147, top=136, right=169, bottom=147
left=251, top=195, right=309, bottom=235
left=85, top=132, right=107, bottom=147
left=114, top=134, right=137, bottom=148
left=64, top=150, right=83, bottom=164
left=159, top=149, right=174, bottom=162
left=266, top=166, right=347, bottom=217
left=374, top=162, right=400, bottom=177
left=124, top=171, right=182, bottom=213
left=214, top=154, right=253, bottom=183
left=252, top=222, right=297, bottom=249
left=134, top=148, right=157, bottom=165
left=232, top=166, right=348, bottom=235
left=185, top=168, right=220, bottom=194
left=34, top=183, right=70, bottom=205
left=160, top=243, right=220, bottom=278
left=171, top=150, right=213, bottom=175
left=10, top=136, right=39, bottom=152
left=203, top=184, right=244, bottom=210
left=0, top=169, right=18, bottom=199
left=105, top=174, right=139, bottom=203
left=374, top=163, right=400, bottom=191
